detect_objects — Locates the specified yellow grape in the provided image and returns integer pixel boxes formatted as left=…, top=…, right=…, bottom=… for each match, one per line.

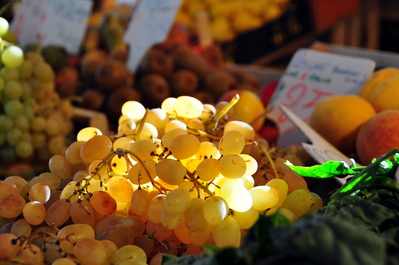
left=70, top=200, right=99, bottom=228
left=147, top=194, right=166, bottom=224
left=0, top=194, right=26, bottom=218
left=11, top=218, right=31, bottom=237
left=136, top=122, right=158, bottom=141
left=196, top=141, right=220, bottom=160
left=219, top=181, right=252, bottom=212
left=45, top=199, right=71, bottom=227
left=28, top=176, right=55, bottom=191
left=23, top=201, right=46, bottom=225
left=95, top=213, right=124, bottom=235
left=105, top=225, right=135, bottom=248
left=99, top=240, right=118, bottom=264
left=106, top=176, right=134, bottom=203
left=168, top=133, right=200, bottom=160
left=57, top=223, right=96, bottom=254
left=307, top=192, right=324, bottom=213
left=281, top=189, right=313, bottom=217
left=203, top=196, right=228, bottom=225
left=232, top=207, right=259, bottom=229
left=117, top=118, right=136, bottom=135
left=266, top=178, right=289, bottom=209
left=80, top=135, right=113, bottom=165
left=49, top=154, right=72, bottom=179
left=161, top=128, right=186, bottom=149
left=112, top=137, right=133, bottom=151
left=90, top=190, right=117, bottom=215
left=224, top=120, right=255, bottom=140
left=110, top=155, right=129, bottom=175
left=4, top=176, right=28, bottom=196
left=74, top=238, right=107, bottom=265
left=179, top=180, right=204, bottom=199
left=189, top=222, right=213, bottom=246
left=133, top=234, right=155, bottom=258
left=65, top=141, right=85, bottom=164
left=128, top=159, right=156, bottom=185
left=52, top=258, right=77, bottom=265
left=129, top=139, right=157, bottom=161
left=196, top=158, right=220, bottom=182
left=119, top=215, right=145, bottom=237
left=185, top=198, right=207, bottom=232
left=173, top=219, right=192, bottom=245
left=218, top=154, right=247, bottom=179
left=39, top=172, right=62, bottom=190
left=121, top=101, right=146, bottom=121
left=111, top=245, right=147, bottom=265
left=29, top=182, right=51, bottom=204
left=239, top=154, right=258, bottom=176
left=161, top=208, right=183, bottom=229
left=249, top=185, right=279, bottom=211
left=174, top=96, right=204, bottom=119
left=187, top=118, right=205, bottom=135
left=212, top=215, right=241, bottom=248
left=0, top=233, right=20, bottom=260
left=0, top=180, right=20, bottom=199
left=164, top=119, right=187, bottom=133
left=242, top=175, right=255, bottom=190
left=145, top=220, right=172, bottom=241
left=87, top=160, right=109, bottom=181
left=266, top=207, right=298, bottom=223
left=77, top=127, right=103, bottom=141
left=156, top=159, right=187, bottom=185
left=219, top=130, right=246, bottom=155
left=281, top=170, right=309, bottom=193
left=130, top=188, right=150, bottom=216
left=164, top=188, right=191, bottom=214
left=60, top=180, right=80, bottom=203
left=19, top=244, right=44, bottom=265
left=146, top=108, right=169, bottom=134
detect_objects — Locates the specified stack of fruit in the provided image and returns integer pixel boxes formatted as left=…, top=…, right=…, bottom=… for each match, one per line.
left=0, top=17, right=75, bottom=177
left=0, top=93, right=323, bottom=265
left=175, top=0, right=291, bottom=43
left=308, top=67, right=399, bottom=165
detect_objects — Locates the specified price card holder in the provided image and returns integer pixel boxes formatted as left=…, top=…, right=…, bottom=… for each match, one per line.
left=268, top=48, right=376, bottom=148
left=37, top=0, right=93, bottom=55
left=124, top=0, right=182, bottom=73
left=10, top=0, right=44, bottom=49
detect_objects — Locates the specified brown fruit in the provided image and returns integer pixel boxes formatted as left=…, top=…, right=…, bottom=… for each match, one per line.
left=172, top=45, right=212, bottom=80
left=80, top=57, right=107, bottom=86
left=106, top=86, right=142, bottom=122
left=356, top=109, right=399, bottom=165
left=169, top=69, right=199, bottom=97
left=200, top=44, right=224, bottom=69
left=203, top=70, right=237, bottom=100
left=109, top=45, right=129, bottom=64
left=137, top=73, right=170, bottom=108
left=191, top=90, right=215, bottom=105
left=94, top=59, right=132, bottom=93
left=56, top=79, right=81, bottom=98
left=81, top=89, right=106, bottom=111
left=137, top=48, right=174, bottom=78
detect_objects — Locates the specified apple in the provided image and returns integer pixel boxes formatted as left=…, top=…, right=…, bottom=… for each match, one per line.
left=259, top=119, right=279, bottom=146
left=258, top=80, right=278, bottom=107
left=356, top=109, right=399, bottom=165
left=219, top=89, right=265, bottom=132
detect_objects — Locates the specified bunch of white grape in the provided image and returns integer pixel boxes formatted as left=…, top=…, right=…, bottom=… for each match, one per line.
left=0, top=16, right=74, bottom=170
left=0, top=95, right=322, bottom=265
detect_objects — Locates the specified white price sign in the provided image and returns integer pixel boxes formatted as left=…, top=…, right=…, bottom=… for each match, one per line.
left=268, top=49, right=376, bottom=148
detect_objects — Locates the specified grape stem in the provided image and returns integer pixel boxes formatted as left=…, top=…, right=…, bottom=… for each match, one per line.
left=259, top=142, right=279, bottom=179
left=205, top=94, right=240, bottom=127
left=186, top=171, right=214, bottom=197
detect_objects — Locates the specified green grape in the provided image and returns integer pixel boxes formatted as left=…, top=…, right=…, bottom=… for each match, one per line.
left=33, top=61, right=54, bottom=82
left=0, top=115, right=13, bottom=131
left=0, top=17, right=9, bottom=37
left=6, top=127, right=22, bottom=145
left=4, top=80, right=23, bottom=99
left=15, top=140, right=33, bottom=158
left=23, top=105, right=34, bottom=120
left=30, top=116, right=46, bottom=131
left=1, top=46, right=24, bottom=68
left=20, top=81, right=33, bottom=99
left=14, top=115, right=29, bottom=131
left=0, top=67, right=19, bottom=81
left=0, top=76, right=4, bottom=91
left=4, top=99, right=24, bottom=117
left=17, top=60, right=33, bottom=79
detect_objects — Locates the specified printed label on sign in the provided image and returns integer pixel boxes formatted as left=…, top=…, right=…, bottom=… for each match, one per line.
left=124, top=0, right=182, bottom=72
left=268, top=48, right=375, bottom=148
left=37, top=0, right=93, bottom=54
left=10, top=0, right=44, bottom=49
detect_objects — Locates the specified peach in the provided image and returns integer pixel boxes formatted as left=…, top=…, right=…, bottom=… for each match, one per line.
left=356, top=109, right=399, bottom=165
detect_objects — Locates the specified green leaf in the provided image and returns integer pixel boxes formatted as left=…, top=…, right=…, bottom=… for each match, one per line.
left=287, top=160, right=356, bottom=179
left=202, top=244, right=220, bottom=255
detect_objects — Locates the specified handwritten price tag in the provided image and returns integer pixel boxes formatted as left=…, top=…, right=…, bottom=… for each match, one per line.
left=124, top=0, right=182, bottom=72
left=9, top=0, right=44, bottom=49
left=268, top=48, right=375, bottom=148
left=37, top=0, right=93, bottom=55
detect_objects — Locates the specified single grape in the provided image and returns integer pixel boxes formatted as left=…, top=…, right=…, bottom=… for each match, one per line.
left=1, top=45, right=24, bottom=68
left=0, top=17, right=9, bottom=36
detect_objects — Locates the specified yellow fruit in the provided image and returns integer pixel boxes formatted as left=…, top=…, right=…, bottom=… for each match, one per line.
left=231, top=11, right=263, bottom=33
left=364, top=73, right=399, bottom=113
left=210, top=17, right=235, bottom=42
left=308, top=94, right=376, bottom=155
left=358, top=67, right=399, bottom=98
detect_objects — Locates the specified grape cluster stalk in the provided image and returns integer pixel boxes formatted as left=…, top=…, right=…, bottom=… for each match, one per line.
left=0, top=93, right=322, bottom=265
